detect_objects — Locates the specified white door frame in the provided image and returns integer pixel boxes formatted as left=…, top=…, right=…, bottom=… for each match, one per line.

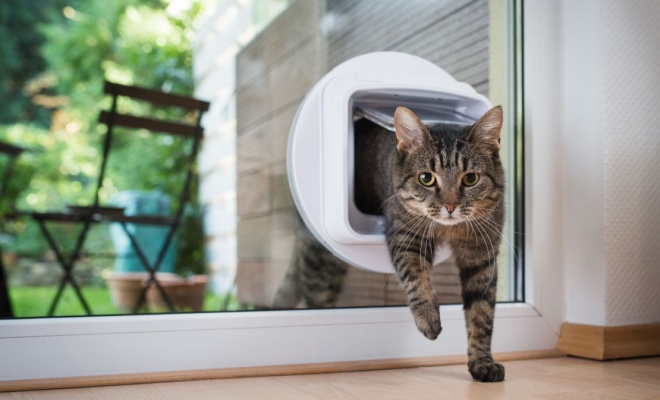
left=0, top=0, right=564, bottom=382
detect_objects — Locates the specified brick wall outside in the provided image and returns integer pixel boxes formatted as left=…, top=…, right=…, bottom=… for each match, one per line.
left=233, top=0, right=490, bottom=307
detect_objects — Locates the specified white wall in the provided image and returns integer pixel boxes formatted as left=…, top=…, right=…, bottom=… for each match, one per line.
left=193, top=0, right=288, bottom=295
left=560, top=0, right=660, bottom=326
left=193, top=0, right=248, bottom=294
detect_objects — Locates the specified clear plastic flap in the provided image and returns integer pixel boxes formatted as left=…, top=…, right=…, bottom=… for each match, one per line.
left=353, top=92, right=478, bottom=131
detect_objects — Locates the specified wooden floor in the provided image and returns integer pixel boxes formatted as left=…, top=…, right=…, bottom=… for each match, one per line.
left=2, top=356, right=659, bottom=399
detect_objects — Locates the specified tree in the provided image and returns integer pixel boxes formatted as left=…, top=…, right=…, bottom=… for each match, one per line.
left=0, top=0, right=70, bottom=128
left=1, top=0, right=211, bottom=275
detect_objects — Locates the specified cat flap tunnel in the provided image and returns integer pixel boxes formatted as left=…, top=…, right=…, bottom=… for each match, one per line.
left=287, top=52, right=492, bottom=273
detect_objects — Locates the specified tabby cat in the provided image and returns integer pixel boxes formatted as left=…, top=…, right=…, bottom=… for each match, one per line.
left=274, top=106, right=505, bottom=382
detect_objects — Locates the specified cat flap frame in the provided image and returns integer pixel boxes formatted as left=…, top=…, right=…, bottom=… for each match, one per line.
left=287, top=52, right=492, bottom=273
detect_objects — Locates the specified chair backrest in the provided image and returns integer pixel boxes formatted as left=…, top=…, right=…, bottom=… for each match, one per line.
left=94, top=81, right=210, bottom=220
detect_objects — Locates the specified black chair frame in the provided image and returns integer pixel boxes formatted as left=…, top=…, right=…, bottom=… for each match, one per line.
left=0, top=141, right=25, bottom=318
left=31, top=81, right=209, bottom=316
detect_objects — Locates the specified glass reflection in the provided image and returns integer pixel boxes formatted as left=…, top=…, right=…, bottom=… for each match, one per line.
left=1, top=0, right=515, bottom=317
left=216, top=0, right=511, bottom=309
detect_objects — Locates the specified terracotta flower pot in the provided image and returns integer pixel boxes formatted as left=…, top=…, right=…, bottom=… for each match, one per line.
left=106, top=272, right=180, bottom=312
left=146, top=275, right=208, bottom=312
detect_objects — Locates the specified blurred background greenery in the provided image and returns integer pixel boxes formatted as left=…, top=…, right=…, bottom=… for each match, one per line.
left=0, top=0, right=219, bottom=315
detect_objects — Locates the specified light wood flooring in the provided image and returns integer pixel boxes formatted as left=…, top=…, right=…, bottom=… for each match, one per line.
left=2, top=356, right=659, bottom=399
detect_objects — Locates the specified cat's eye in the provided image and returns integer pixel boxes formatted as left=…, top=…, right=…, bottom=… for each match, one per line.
left=418, top=172, right=436, bottom=187
left=462, top=173, right=480, bottom=187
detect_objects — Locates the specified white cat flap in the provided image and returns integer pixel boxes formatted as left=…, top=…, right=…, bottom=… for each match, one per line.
left=287, top=52, right=492, bottom=273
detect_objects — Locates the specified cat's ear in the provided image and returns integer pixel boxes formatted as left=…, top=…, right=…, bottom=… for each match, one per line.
left=467, top=106, right=503, bottom=150
left=394, top=106, right=430, bottom=155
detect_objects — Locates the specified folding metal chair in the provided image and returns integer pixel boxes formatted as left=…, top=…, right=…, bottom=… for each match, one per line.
left=30, top=81, right=209, bottom=315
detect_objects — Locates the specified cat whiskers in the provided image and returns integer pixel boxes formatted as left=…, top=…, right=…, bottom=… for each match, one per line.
left=477, top=217, right=521, bottom=271
left=464, top=205, right=521, bottom=267
left=393, top=217, right=426, bottom=260
left=466, top=204, right=524, bottom=235
left=464, top=204, right=523, bottom=278
left=464, top=214, right=497, bottom=299
left=420, top=217, right=436, bottom=270
left=391, top=215, right=430, bottom=265
left=366, top=213, right=425, bottom=267
left=376, top=193, right=400, bottom=214
left=462, top=211, right=478, bottom=243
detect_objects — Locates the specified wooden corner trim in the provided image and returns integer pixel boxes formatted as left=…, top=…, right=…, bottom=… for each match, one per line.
left=557, top=323, right=606, bottom=359
left=557, top=322, right=660, bottom=360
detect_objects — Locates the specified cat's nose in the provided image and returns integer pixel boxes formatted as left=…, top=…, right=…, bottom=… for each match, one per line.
left=443, top=204, right=458, bottom=214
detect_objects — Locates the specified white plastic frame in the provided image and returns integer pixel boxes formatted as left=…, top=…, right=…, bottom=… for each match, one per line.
left=288, top=52, right=490, bottom=273
left=0, top=0, right=563, bottom=382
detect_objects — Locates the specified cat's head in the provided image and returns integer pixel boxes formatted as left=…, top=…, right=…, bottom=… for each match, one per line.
left=393, top=106, right=504, bottom=226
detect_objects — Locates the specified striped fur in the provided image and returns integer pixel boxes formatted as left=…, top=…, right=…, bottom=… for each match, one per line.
left=273, top=214, right=349, bottom=308
left=275, top=106, right=506, bottom=382
left=358, top=106, right=506, bottom=381
left=386, top=106, right=505, bottom=382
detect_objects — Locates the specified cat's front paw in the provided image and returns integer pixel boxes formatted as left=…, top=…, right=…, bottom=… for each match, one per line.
left=412, top=303, right=442, bottom=340
left=468, top=361, right=505, bottom=382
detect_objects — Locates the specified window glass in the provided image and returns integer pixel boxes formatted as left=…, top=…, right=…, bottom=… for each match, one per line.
left=197, top=0, right=520, bottom=311
left=1, top=0, right=520, bottom=318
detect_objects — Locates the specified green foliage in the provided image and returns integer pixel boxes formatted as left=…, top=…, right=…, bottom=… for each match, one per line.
left=1, top=0, right=211, bottom=274
left=9, top=285, right=243, bottom=317
left=0, top=123, right=97, bottom=211
left=35, top=0, right=206, bottom=206
left=174, top=204, right=205, bottom=276
left=40, top=0, right=199, bottom=119
left=10, top=286, right=120, bottom=317
left=0, top=0, right=70, bottom=128
left=0, top=121, right=118, bottom=257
